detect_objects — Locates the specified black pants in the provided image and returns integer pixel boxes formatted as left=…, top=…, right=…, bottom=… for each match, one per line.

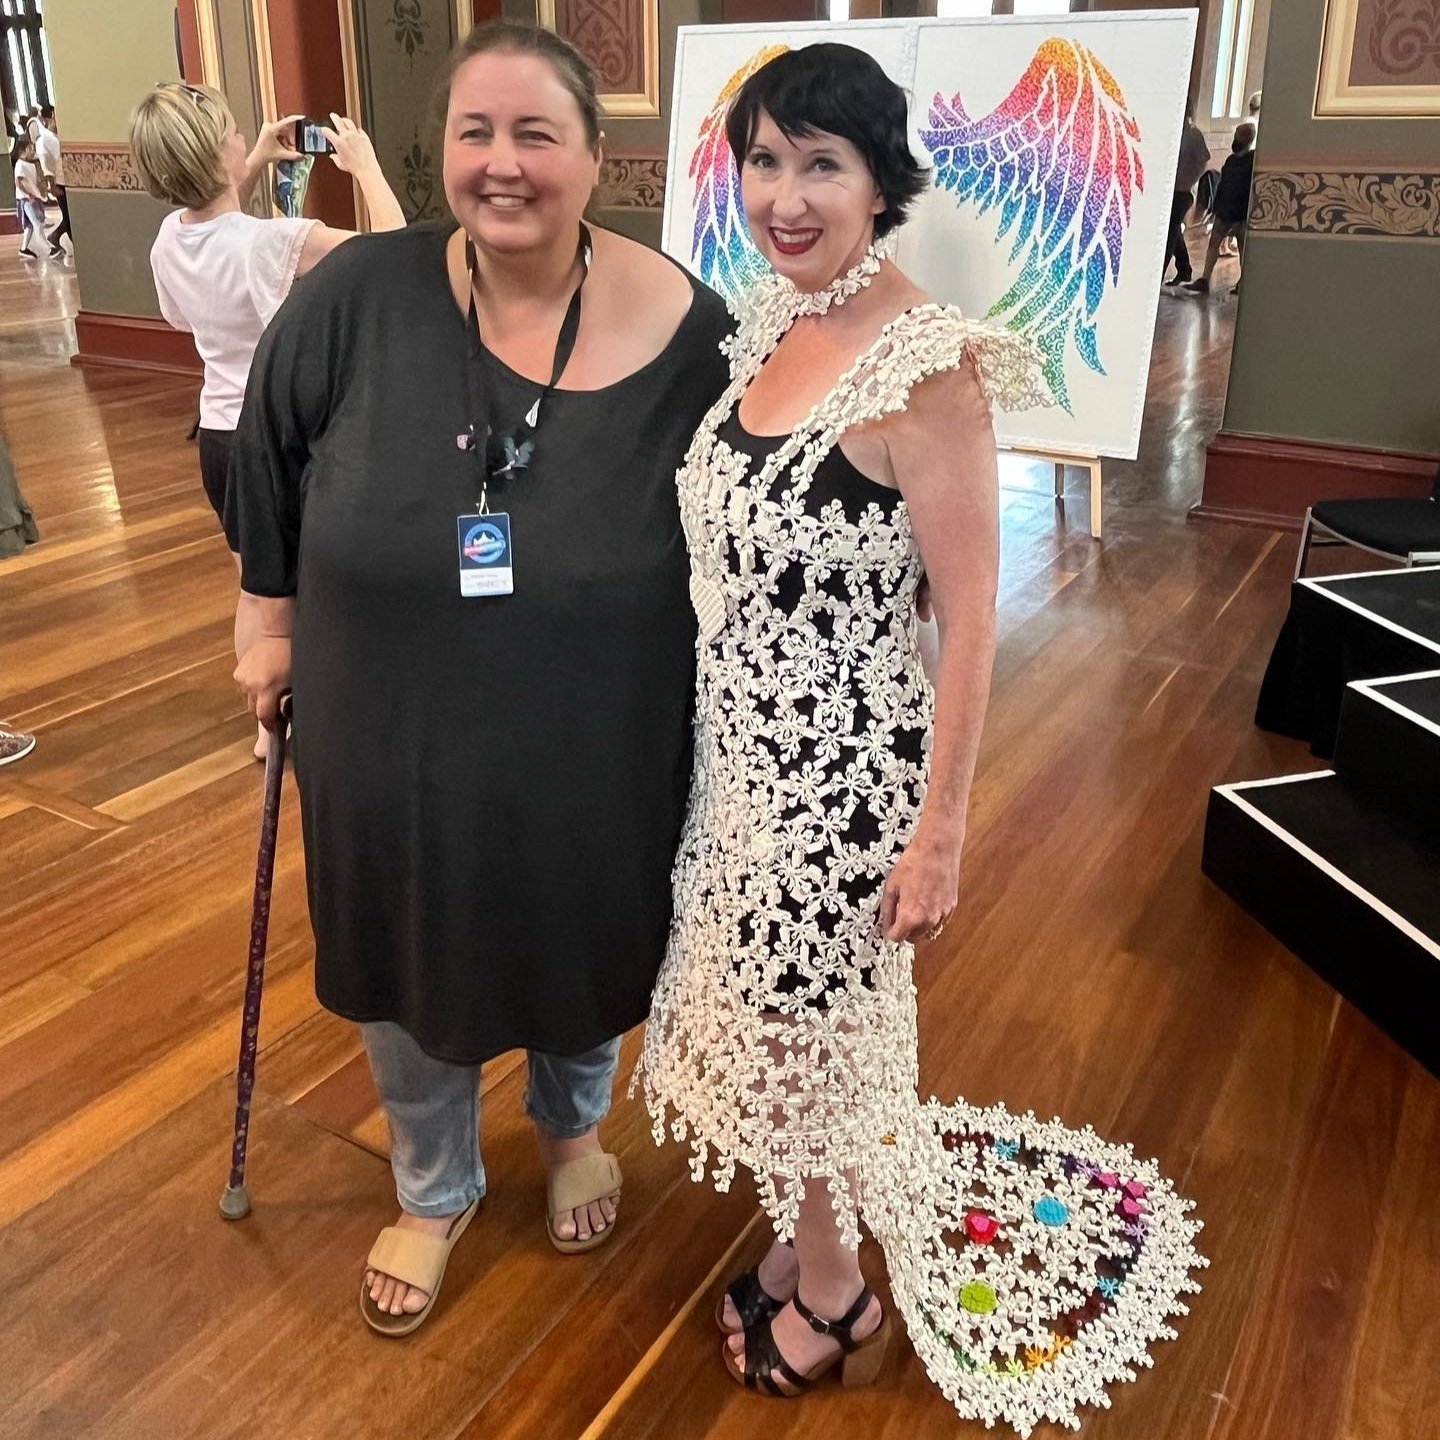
left=47, top=184, right=72, bottom=252
left=197, top=427, right=241, bottom=550
left=1164, top=188, right=1194, bottom=281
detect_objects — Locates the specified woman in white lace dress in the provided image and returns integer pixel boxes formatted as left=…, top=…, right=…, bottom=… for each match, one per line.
left=639, top=46, right=1051, bottom=1396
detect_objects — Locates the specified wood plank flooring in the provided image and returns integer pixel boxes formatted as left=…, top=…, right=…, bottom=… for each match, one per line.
left=2, top=242, right=1435, bottom=1440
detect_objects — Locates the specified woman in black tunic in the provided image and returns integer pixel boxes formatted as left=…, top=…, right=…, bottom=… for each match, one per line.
left=230, top=22, right=730, bottom=1335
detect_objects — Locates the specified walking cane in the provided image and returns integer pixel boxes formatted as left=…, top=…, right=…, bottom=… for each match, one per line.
left=219, top=691, right=292, bottom=1221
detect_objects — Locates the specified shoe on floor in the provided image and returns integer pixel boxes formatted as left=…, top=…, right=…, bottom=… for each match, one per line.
left=1183, top=278, right=1210, bottom=294
left=360, top=1196, right=480, bottom=1338
left=0, top=725, right=37, bottom=767
left=546, top=1152, right=622, bottom=1254
left=49, top=246, right=65, bottom=259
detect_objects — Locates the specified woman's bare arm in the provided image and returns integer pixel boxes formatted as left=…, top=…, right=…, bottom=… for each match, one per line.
left=876, top=358, right=1000, bottom=942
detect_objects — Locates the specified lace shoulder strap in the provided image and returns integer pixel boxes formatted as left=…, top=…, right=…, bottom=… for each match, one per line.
left=720, top=273, right=794, bottom=383
left=812, top=305, right=1051, bottom=437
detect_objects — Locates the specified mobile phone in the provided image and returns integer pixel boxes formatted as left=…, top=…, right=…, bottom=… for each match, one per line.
left=297, top=118, right=334, bottom=155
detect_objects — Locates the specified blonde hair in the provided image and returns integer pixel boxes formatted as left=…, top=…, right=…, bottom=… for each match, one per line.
left=129, top=83, right=235, bottom=210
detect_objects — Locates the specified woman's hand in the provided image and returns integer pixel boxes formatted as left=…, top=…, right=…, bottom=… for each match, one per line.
left=248, top=114, right=303, bottom=171
left=878, top=826, right=964, bottom=944
left=323, top=115, right=382, bottom=177
left=235, top=636, right=293, bottom=730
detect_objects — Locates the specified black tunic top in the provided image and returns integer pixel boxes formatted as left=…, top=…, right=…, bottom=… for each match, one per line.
left=229, top=221, right=733, bottom=1062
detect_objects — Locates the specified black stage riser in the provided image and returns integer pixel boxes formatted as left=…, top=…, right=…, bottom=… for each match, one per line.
left=1257, top=573, right=1440, bottom=757
left=1333, top=681, right=1440, bottom=848
left=1202, top=785, right=1440, bottom=1076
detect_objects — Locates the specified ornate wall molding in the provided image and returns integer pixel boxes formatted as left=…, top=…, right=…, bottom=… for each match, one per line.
left=596, top=153, right=666, bottom=209
left=1249, top=170, right=1440, bottom=238
left=64, top=145, right=143, bottom=193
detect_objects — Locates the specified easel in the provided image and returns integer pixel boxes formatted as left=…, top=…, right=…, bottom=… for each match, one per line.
left=1004, top=447, right=1104, bottom=540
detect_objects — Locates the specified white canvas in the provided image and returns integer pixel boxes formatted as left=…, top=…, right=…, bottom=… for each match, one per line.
left=661, top=13, right=1198, bottom=461
left=903, top=15, right=1195, bottom=457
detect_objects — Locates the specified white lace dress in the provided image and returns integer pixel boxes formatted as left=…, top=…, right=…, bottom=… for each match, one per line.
left=637, top=278, right=1207, bottom=1435
left=639, top=281, right=1047, bottom=1240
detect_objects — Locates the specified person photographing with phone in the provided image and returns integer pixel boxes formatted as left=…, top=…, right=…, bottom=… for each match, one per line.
left=129, top=84, right=406, bottom=758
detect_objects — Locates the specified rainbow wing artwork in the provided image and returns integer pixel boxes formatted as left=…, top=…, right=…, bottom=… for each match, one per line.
left=918, top=39, right=1143, bottom=412
left=688, top=44, right=789, bottom=304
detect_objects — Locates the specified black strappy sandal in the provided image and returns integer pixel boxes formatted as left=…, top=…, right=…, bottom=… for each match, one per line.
left=724, top=1287, right=890, bottom=1396
left=714, top=1239, right=794, bottom=1335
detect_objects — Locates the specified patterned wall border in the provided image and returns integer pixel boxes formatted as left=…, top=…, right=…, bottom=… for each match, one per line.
left=596, top=154, right=666, bottom=209
left=64, top=145, right=143, bottom=194
left=1250, top=170, right=1440, bottom=239
left=63, top=143, right=667, bottom=211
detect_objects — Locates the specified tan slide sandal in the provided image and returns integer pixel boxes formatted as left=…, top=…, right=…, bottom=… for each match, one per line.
left=546, top=1152, right=622, bottom=1255
left=360, top=1196, right=480, bottom=1337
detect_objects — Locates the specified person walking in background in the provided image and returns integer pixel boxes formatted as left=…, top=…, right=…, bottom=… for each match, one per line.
left=13, top=138, right=48, bottom=259
left=1185, top=120, right=1255, bottom=297
left=33, top=106, right=69, bottom=259
left=1163, top=102, right=1209, bottom=286
left=9, top=110, right=32, bottom=239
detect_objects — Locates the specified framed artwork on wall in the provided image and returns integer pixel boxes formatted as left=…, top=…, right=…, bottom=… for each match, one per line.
left=1316, top=0, right=1440, bottom=116
left=537, top=0, right=661, bottom=117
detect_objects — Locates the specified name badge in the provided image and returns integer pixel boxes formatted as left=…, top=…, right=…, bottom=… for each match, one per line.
left=457, top=513, right=514, bottom=596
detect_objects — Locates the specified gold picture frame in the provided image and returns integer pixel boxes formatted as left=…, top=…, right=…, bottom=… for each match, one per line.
left=1316, top=0, right=1440, bottom=117
left=537, top=0, right=662, bottom=118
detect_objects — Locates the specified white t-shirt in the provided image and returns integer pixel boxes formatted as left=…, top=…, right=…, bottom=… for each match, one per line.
left=150, top=209, right=318, bottom=430
left=13, top=158, right=43, bottom=201
left=34, top=126, right=62, bottom=186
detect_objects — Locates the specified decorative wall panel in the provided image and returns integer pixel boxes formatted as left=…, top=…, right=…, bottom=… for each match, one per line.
left=1249, top=170, right=1440, bottom=238
left=595, top=153, right=666, bottom=207
left=63, top=145, right=143, bottom=193
left=344, top=0, right=466, bottom=220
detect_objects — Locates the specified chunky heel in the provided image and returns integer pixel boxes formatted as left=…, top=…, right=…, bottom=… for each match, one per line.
left=840, top=1313, right=890, bottom=1388
left=724, top=1285, right=886, bottom=1397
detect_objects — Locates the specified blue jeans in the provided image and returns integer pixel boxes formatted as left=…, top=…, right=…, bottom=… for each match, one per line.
left=361, top=1022, right=623, bottom=1218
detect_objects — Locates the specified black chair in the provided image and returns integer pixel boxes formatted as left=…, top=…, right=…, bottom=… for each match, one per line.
left=1295, top=461, right=1440, bottom=579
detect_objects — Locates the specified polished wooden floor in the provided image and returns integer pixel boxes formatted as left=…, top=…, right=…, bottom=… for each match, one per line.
left=2, top=239, right=1436, bottom=1440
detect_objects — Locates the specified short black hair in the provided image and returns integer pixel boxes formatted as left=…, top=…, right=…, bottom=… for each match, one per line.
left=39, top=104, right=54, bottom=120
left=725, top=44, right=925, bottom=240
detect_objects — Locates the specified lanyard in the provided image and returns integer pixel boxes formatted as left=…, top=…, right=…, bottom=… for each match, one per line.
left=461, top=222, right=591, bottom=514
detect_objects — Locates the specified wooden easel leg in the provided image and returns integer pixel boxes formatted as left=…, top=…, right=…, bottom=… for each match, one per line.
left=1088, top=459, right=1103, bottom=540
left=1053, top=462, right=1065, bottom=500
